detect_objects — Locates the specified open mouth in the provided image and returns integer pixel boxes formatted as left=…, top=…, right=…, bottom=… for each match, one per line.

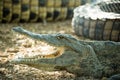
left=10, top=27, right=66, bottom=63
left=7, top=34, right=65, bottom=62
left=17, top=43, right=65, bottom=60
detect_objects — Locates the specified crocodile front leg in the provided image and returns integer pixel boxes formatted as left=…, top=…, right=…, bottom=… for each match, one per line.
left=79, top=45, right=103, bottom=78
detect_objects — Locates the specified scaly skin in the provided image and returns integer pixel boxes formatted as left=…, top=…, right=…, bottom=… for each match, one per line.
left=10, top=27, right=120, bottom=78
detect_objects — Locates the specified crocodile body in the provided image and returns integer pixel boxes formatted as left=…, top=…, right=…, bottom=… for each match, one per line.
left=0, top=0, right=97, bottom=23
left=11, top=27, right=120, bottom=78
left=72, top=1, right=120, bottom=41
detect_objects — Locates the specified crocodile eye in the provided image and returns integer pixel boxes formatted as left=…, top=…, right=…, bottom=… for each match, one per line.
left=57, top=36, right=64, bottom=39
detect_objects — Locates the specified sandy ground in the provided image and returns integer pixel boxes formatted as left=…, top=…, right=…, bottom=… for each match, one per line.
left=0, top=20, right=104, bottom=80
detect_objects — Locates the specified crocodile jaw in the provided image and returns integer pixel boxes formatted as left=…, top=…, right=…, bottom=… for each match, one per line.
left=9, top=46, right=81, bottom=71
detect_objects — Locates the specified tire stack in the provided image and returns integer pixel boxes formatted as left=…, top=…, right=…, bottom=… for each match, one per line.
left=72, top=0, right=120, bottom=41
left=0, top=0, right=96, bottom=23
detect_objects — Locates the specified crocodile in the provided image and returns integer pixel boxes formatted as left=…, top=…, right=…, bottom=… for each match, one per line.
left=0, top=0, right=97, bottom=23
left=10, top=27, right=120, bottom=78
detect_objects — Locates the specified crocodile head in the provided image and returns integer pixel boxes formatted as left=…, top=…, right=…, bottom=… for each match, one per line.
left=11, top=27, right=86, bottom=73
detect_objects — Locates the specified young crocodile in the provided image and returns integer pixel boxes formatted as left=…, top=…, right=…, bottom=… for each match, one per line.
left=10, top=27, right=120, bottom=78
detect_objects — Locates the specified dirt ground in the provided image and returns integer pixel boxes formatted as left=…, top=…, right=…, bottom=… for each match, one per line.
left=0, top=20, right=104, bottom=80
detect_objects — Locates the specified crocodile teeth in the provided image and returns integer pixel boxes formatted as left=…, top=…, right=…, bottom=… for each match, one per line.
left=10, top=47, right=65, bottom=64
